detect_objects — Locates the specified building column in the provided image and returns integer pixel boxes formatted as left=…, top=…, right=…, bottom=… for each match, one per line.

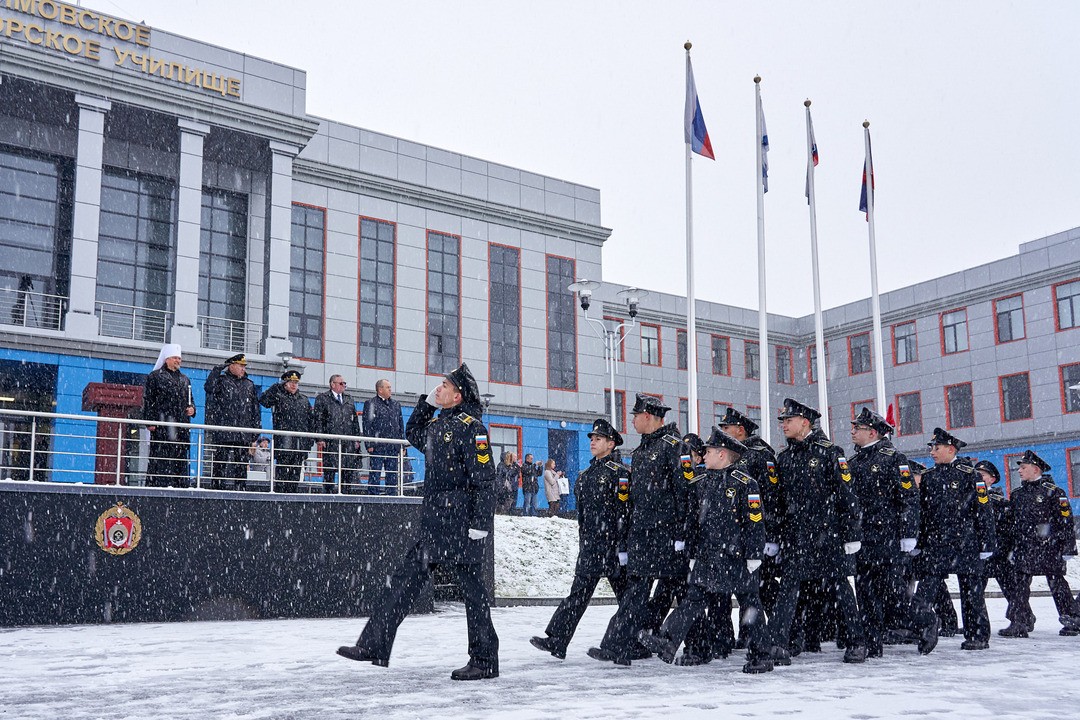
left=263, top=140, right=298, bottom=359
left=170, top=119, right=211, bottom=350
left=64, top=94, right=111, bottom=338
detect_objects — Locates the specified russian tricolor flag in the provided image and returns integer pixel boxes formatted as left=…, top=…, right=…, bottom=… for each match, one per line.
left=859, top=134, right=874, bottom=220
left=684, top=56, right=714, bottom=160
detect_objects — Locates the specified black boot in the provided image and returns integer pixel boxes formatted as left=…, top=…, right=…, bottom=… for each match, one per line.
left=1060, top=615, right=1080, bottom=631
left=529, top=635, right=566, bottom=660
left=450, top=663, right=499, bottom=680
left=742, top=653, right=774, bottom=674
left=587, top=647, right=631, bottom=666
left=335, top=645, right=388, bottom=667
left=637, top=630, right=678, bottom=664
left=960, top=638, right=989, bottom=650
left=918, top=615, right=941, bottom=655
left=843, top=645, right=868, bottom=663
left=997, top=622, right=1029, bottom=638
left=769, top=645, right=792, bottom=666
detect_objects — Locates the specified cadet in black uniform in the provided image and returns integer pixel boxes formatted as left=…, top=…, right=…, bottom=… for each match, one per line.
left=972, top=460, right=1020, bottom=637
left=337, top=363, right=499, bottom=680
left=588, top=394, right=690, bottom=666
left=531, top=418, right=630, bottom=659
left=260, top=369, right=314, bottom=493
left=638, top=428, right=774, bottom=674
left=910, top=428, right=996, bottom=652
left=767, top=398, right=867, bottom=665
left=1004, top=450, right=1080, bottom=637
left=847, top=407, right=920, bottom=658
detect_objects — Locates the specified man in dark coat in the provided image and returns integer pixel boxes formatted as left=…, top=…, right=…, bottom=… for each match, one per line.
left=1002, top=450, right=1080, bottom=636
left=847, top=407, right=920, bottom=658
left=531, top=418, right=629, bottom=659
left=337, top=363, right=498, bottom=680
left=362, top=379, right=405, bottom=495
left=520, top=454, right=542, bottom=516
left=639, top=428, right=774, bottom=674
left=910, top=428, right=996, bottom=652
left=973, top=460, right=1021, bottom=637
left=313, top=374, right=361, bottom=494
left=204, top=353, right=261, bottom=490
left=588, top=394, right=689, bottom=666
left=767, top=398, right=867, bottom=665
left=260, top=369, right=314, bottom=493
left=142, top=343, right=195, bottom=487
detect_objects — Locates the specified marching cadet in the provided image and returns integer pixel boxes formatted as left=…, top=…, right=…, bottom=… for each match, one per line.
left=909, top=429, right=996, bottom=652
left=1002, top=450, right=1080, bottom=637
left=847, top=407, right=919, bottom=658
left=531, top=418, right=630, bottom=659
left=588, top=394, right=690, bottom=666
left=767, top=398, right=867, bottom=665
left=638, top=428, right=773, bottom=674
left=972, top=460, right=1021, bottom=636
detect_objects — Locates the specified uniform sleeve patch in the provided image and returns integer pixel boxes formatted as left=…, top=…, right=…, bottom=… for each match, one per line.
left=681, top=454, right=695, bottom=480
left=1060, top=497, right=1072, bottom=517
left=475, top=434, right=490, bottom=464
left=899, top=464, right=913, bottom=489
left=748, top=493, right=762, bottom=522
left=617, top=477, right=629, bottom=502
left=838, top=457, right=852, bottom=483
left=975, top=479, right=989, bottom=503
left=766, top=460, right=779, bottom=484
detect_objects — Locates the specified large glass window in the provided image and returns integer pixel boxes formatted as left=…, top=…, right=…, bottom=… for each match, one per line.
left=678, top=398, right=690, bottom=433
left=604, top=389, right=626, bottom=433
left=1000, top=372, right=1032, bottom=422
left=640, top=324, right=661, bottom=366
left=1056, top=279, right=1080, bottom=330
left=488, top=424, right=521, bottom=463
left=994, top=295, right=1025, bottom=343
left=946, top=382, right=974, bottom=429
left=676, top=329, right=688, bottom=370
left=0, top=146, right=73, bottom=329
left=897, top=391, right=922, bottom=436
left=713, top=402, right=732, bottom=427
left=1063, top=363, right=1080, bottom=414
left=489, top=245, right=521, bottom=384
left=711, top=335, right=730, bottom=375
left=941, top=309, right=969, bottom=354
left=427, top=231, right=460, bottom=375
left=199, top=189, right=248, bottom=349
left=776, top=346, right=793, bottom=384
left=546, top=255, right=577, bottom=390
left=289, top=204, right=324, bottom=360
left=849, top=332, right=871, bottom=375
left=893, top=321, right=917, bottom=365
left=359, top=218, right=396, bottom=369
left=745, top=340, right=760, bottom=380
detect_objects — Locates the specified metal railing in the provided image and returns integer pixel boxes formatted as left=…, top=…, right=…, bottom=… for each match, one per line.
left=0, top=287, right=65, bottom=330
left=95, top=301, right=173, bottom=343
left=0, top=408, right=419, bottom=496
left=198, top=314, right=265, bottom=354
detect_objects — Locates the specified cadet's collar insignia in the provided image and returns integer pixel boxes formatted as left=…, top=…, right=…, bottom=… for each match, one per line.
left=838, top=457, right=852, bottom=483
left=443, top=431, right=453, bottom=443
left=459, top=413, right=475, bottom=425
left=681, top=454, right=695, bottom=480
left=815, top=437, right=833, bottom=448
left=726, top=486, right=737, bottom=499
left=1060, top=497, right=1072, bottom=517
left=748, top=493, right=762, bottom=522
left=475, top=434, right=491, bottom=464
left=732, top=469, right=751, bottom=484
left=975, top=479, right=988, bottom=503
left=95, top=502, right=142, bottom=555
left=663, top=434, right=679, bottom=446
left=605, top=460, right=622, bottom=472
left=809, top=457, right=821, bottom=469
left=617, top=477, right=629, bottom=502
left=766, top=461, right=779, bottom=484
left=899, top=464, right=913, bottom=489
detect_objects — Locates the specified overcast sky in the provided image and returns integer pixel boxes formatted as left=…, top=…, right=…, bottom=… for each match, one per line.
left=118, top=0, right=1080, bottom=317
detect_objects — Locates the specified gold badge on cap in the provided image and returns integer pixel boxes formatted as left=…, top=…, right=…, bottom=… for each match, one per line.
left=94, top=502, right=142, bottom=555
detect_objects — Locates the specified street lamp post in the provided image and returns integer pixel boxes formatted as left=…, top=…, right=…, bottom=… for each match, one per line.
left=567, top=280, right=649, bottom=427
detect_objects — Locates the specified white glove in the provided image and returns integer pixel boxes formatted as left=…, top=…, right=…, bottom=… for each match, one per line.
left=764, top=542, right=780, bottom=557
left=978, top=551, right=992, bottom=560
left=674, top=540, right=685, bottom=552
left=618, top=552, right=628, bottom=566
left=468, top=529, right=488, bottom=540
left=746, top=559, right=762, bottom=573
left=689, top=559, right=696, bottom=571
left=910, top=548, right=922, bottom=557
left=426, top=386, right=443, bottom=407
left=900, top=538, right=917, bottom=553
left=844, top=541, right=862, bottom=555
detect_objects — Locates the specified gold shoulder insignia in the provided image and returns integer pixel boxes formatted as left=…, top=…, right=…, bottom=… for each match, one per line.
left=815, top=438, right=833, bottom=448
left=605, top=460, right=623, bottom=472
left=958, top=463, right=974, bottom=473
left=688, top=473, right=704, bottom=484
left=731, top=469, right=752, bottom=484
left=879, top=447, right=895, bottom=456
left=1043, top=481, right=1059, bottom=491
left=458, top=413, right=475, bottom=425
left=663, top=434, right=679, bottom=446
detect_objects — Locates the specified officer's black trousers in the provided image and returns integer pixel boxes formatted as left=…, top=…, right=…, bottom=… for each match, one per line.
left=914, top=574, right=988, bottom=642
left=666, top=583, right=769, bottom=659
left=684, top=594, right=735, bottom=658
left=1013, top=574, right=1080, bottom=627
left=210, top=441, right=249, bottom=490
left=147, top=428, right=189, bottom=487
left=600, top=575, right=656, bottom=660
left=273, top=449, right=307, bottom=492
left=770, top=574, right=865, bottom=650
left=544, top=573, right=627, bottom=654
left=648, top=576, right=688, bottom=632
left=356, top=541, right=499, bottom=671
left=855, top=559, right=909, bottom=652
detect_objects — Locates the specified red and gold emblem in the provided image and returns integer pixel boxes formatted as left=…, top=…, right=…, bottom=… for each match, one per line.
left=975, top=480, right=989, bottom=504
left=475, top=434, right=491, bottom=464
left=838, top=457, right=852, bottom=483
left=766, top=461, right=778, bottom=484
left=1060, top=497, right=1072, bottom=518
left=94, top=502, right=142, bottom=555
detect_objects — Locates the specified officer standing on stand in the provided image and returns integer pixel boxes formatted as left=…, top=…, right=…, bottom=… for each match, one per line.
left=530, top=418, right=630, bottom=659
left=336, top=363, right=499, bottom=680
left=847, top=407, right=920, bottom=658
left=909, top=428, right=996, bottom=652
left=141, top=343, right=195, bottom=487
left=260, top=369, right=314, bottom=493
left=767, top=398, right=867, bottom=666
left=204, top=353, right=261, bottom=490
left=588, top=394, right=689, bottom=666
left=313, top=375, right=361, bottom=494
left=1003, top=450, right=1080, bottom=637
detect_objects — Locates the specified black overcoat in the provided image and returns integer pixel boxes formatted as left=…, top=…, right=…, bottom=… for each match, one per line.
left=686, top=466, right=765, bottom=594
left=574, top=452, right=630, bottom=577
left=1010, top=476, right=1077, bottom=575
left=914, top=458, right=996, bottom=577
left=260, top=383, right=313, bottom=451
left=142, top=366, right=193, bottom=443
left=848, top=439, right=920, bottom=562
left=203, top=364, right=261, bottom=444
left=625, top=422, right=690, bottom=578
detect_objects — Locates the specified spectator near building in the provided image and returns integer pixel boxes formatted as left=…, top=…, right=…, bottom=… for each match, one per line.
left=363, top=379, right=405, bottom=495
left=314, top=374, right=361, bottom=494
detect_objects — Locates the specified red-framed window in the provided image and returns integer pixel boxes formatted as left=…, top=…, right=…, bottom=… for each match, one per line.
left=1054, top=278, right=1080, bottom=331
left=604, top=316, right=626, bottom=362
left=993, top=294, right=1026, bottom=344
left=1003, top=451, right=1025, bottom=495
left=712, top=401, right=733, bottom=428
left=711, top=335, right=731, bottom=375
left=604, top=388, right=627, bottom=433
left=895, top=391, right=923, bottom=436
left=850, top=399, right=874, bottom=423
left=1061, top=363, right=1080, bottom=414
left=746, top=405, right=762, bottom=428
left=358, top=216, right=397, bottom=369
left=676, top=329, right=689, bottom=371
left=940, top=307, right=969, bottom=355
left=945, top=382, right=975, bottom=429
left=775, top=345, right=794, bottom=384
left=848, top=332, right=872, bottom=375
left=488, top=423, right=523, bottom=462
left=640, top=323, right=661, bottom=366
left=892, top=321, right=917, bottom=366
left=999, top=372, right=1032, bottom=422
left=807, top=342, right=829, bottom=384
left=1066, top=446, right=1080, bottom=498
left=745, top=340, right=760, bottom=380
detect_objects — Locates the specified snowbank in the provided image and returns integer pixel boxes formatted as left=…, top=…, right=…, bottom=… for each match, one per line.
left=494, top=515, right=616, bottom=598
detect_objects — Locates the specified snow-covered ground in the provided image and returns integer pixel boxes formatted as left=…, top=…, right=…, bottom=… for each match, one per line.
left=3, top=597, right=1079, bottom=719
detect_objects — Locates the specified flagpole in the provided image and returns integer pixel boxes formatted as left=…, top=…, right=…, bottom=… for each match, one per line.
left=805, top=100, right=830, bottom=433
left=755, top=76, right=770, bottom=444
left=864, top=120, right=886, bottom=416
left=684, top=42, right=699, bottom=435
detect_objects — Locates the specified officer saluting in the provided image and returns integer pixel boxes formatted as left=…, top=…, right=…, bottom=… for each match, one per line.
left=588, top=394, right=690, bottom=666
left=337, top=363, right=499, bottom=680
left=910, top=428, right=996, bottom=652
left=531, top=418, right=630, bottom=659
